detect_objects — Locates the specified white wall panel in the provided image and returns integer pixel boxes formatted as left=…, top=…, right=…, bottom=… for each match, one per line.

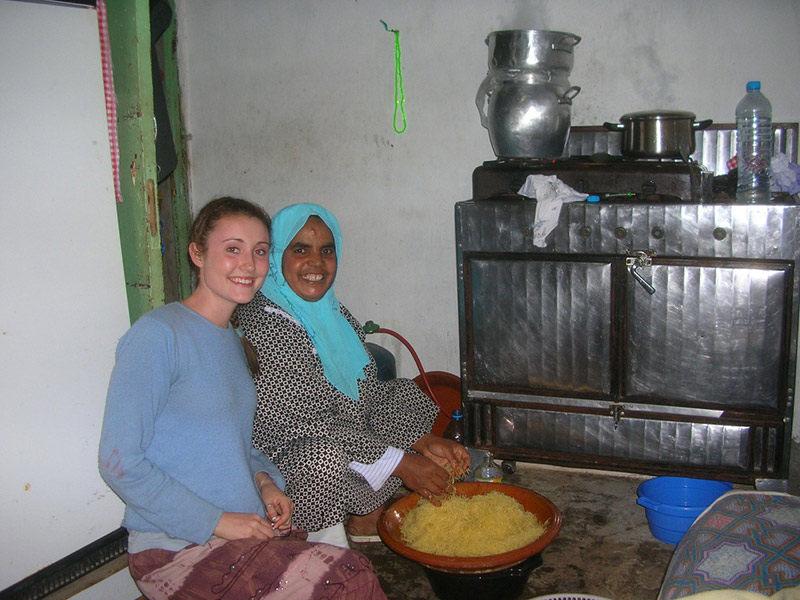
left=0, top=0, right=131, bottom=588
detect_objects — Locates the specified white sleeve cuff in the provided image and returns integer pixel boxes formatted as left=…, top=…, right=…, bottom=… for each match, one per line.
left=349, top=446, right=404, bottom=491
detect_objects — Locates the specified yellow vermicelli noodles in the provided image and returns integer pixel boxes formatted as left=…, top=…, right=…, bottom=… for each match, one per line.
left=400, top=491, right=547, bottom=557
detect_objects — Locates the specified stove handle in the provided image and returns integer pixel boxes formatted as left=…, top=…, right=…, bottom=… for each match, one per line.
left=626, top=251, right=657, bottom=295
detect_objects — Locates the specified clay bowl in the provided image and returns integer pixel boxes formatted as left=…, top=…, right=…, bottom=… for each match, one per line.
left=377, top=481, right=562, bottom=575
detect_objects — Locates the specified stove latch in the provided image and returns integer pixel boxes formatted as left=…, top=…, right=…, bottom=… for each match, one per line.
left=610, top=403, right=624, bottom=430
left=626, top=249, right=657, bottom=295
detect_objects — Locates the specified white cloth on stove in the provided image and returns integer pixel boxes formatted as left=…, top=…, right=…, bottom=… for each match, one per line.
left=518, top=174, right=588, bottom=247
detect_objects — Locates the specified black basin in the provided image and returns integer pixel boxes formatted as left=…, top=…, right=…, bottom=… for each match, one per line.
left=423, top=553, right=543, bottom=600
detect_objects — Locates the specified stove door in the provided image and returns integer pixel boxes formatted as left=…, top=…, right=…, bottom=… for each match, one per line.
left=461, top=250, right=789, bottom=483
left=624, top=257, right=793, bottom=410
left=465, top=253, right=613, bottom=396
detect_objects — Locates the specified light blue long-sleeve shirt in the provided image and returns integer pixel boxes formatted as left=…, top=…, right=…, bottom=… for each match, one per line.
left=99, top=303, right=284, bottom=550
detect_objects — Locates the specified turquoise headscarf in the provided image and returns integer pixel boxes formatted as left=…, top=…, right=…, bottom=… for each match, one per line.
left=261, top=203, right=369, bottom=400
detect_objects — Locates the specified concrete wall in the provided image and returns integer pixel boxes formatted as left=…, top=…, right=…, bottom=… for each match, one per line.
left=174, top=0, right=800, bottom=431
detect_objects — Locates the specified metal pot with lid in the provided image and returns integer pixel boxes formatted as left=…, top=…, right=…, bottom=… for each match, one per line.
left=603, top=110, right=713, bottom=160
left=477, top=29, right=582, bottom=158
left=486, top=29, right=581, bottom=74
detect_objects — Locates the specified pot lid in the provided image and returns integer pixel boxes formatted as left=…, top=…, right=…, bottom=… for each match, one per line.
left=620, top=110, right=696, bottom=121
left=487, top=29, right=581, bottom=43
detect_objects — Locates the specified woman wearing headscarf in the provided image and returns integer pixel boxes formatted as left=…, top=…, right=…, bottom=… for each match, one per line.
left=99, top=197, right=386, bottom=599
left=238, top=203, right=470, bottom=547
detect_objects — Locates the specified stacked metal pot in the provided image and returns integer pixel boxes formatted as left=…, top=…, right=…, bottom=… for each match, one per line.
left=476, top=29, right=581, bottom=159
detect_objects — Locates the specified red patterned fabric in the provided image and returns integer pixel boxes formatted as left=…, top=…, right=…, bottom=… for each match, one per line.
left=95, top=0, right=122, bottom=203
left=659, top=492, right=800, bottom=599
left=128, top=534, right=387, bottom=600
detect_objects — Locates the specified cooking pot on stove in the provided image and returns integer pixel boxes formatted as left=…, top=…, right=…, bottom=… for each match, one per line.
left=477, top=29, right=582, bottom=159
left=482, top=72, right=580, bottom=158
left=603, top=110, right=713, bottom=160
left=486, top=29, right=581, bottom=73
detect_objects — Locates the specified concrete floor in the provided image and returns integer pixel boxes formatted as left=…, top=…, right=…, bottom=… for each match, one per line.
left=355, top=442, right=800, bottom=600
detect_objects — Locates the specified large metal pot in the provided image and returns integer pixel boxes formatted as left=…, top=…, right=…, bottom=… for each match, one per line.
left=486, top=29, right=581, bottom=73
left=477, top=29, right=582, bottom=159
left=480, top=72, right=581, bottom=158
left=603, top=110, right=713, bottom=160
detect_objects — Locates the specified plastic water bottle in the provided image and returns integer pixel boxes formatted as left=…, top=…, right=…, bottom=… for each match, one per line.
left=442, top=409, right=464, bottom=444
left=735, top=81, right=772, bottom=203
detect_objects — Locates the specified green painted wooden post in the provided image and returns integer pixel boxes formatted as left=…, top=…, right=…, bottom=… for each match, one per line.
left=106, top=0, right=166, bottom=323
left=161, top=0, right=192, bottom=300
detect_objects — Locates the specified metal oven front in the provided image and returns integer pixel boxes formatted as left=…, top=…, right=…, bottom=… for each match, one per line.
left=456, top=198, right=799, bottom=489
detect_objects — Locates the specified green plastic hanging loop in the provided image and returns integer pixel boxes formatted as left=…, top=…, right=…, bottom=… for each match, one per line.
left=380, top=20, right=407, bottom=134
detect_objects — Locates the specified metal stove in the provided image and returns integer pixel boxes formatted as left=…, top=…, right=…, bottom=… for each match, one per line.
left=455, top=124, right=800, bottom=490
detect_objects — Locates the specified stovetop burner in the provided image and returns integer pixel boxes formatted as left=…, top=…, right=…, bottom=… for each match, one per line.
left=494, top=153, right=699, bottom=167
left=474, top=153, right=712, bottom=202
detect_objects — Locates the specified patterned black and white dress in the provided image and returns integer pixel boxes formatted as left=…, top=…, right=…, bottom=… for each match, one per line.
left=239, top=292, right=439, bottom=532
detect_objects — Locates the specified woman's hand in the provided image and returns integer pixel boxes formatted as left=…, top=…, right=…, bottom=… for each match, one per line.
left=213, top=512, right=276, bottom=541
left=392, top=452, right=452, bottom=505
left=412, top=433, right=471, bottom=478
left=256, top=473, right=293, bottom=535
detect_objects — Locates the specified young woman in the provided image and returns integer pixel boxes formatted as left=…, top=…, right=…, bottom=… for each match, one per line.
left=99, top=197, right=386, bottom=600
left=238, top=203, right=470, bottom=548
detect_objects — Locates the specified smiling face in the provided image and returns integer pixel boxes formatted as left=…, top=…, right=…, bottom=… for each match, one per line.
left=189, top=213, right=271, bottom=321
left=282, top=215, right=337, bottom=302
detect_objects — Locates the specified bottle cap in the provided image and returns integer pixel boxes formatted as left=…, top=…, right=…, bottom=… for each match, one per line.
left=587, top=195, right=600, bottom=203
left=746, top=81, right=761, bottom=91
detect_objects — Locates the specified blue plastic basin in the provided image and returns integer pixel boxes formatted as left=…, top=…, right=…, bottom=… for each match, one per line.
left=636, top=476, right=733, bottom=545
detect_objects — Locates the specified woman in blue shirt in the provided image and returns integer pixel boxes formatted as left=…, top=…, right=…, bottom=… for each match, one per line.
left=99, top=197, right=386, bottom=600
